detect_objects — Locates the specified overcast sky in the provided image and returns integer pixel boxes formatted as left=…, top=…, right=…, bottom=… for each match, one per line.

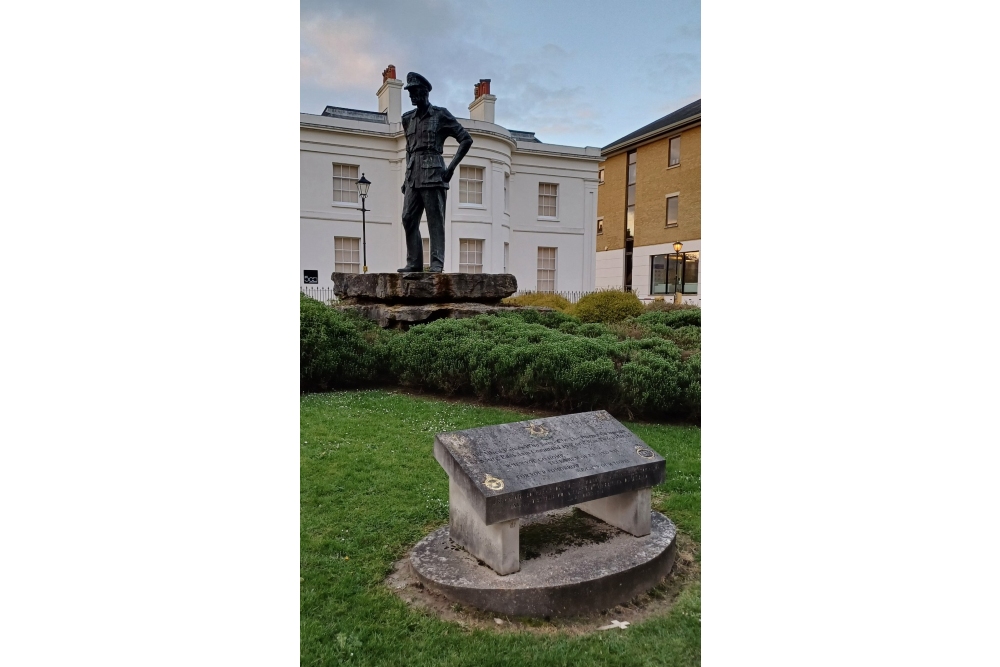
left=301, top=0, right=700, bottom=149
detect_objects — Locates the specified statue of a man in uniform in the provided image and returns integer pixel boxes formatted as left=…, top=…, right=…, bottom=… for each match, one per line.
left=398, top=72, right=473, bottom=273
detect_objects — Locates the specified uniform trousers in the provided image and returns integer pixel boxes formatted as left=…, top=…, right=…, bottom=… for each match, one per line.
left=401, top=185, right=447, bottom=270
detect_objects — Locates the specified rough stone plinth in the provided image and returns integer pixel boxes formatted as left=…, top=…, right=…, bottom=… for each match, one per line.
left=410, top=508, right=677, bottom=617
left=331, top=272, right=517, bottom=304
left=336, top=302, right=550, bottom=330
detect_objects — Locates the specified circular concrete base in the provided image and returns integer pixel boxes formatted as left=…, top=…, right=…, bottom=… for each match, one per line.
left=410, top=508, right=677, bottom=617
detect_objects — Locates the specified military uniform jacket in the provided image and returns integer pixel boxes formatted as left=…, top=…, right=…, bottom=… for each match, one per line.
left=402, top=105, right=472, bottom=190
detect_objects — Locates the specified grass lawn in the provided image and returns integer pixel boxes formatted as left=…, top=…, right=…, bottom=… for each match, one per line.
left=301, top=389, right=701, bottom=666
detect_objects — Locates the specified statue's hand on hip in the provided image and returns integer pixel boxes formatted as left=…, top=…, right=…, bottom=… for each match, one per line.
left=400, top=184, right=406, bottom=195
left=443, top=166, right=454, bottom=183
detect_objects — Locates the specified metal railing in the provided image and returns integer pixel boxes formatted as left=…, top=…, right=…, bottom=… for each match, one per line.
left=300, top=286, right=339, bottom=304
left=302, top=285, right=640, bottom=306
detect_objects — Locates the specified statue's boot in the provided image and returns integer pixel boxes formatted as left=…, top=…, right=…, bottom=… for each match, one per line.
left=397, top=265, right=423, bottom=273
left=427, top=264, right=444, bottom=273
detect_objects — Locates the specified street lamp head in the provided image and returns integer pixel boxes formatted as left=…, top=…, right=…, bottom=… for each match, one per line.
left=356, top=173, right=371, bottom=198
left=672, top=241, right=683, bottom=253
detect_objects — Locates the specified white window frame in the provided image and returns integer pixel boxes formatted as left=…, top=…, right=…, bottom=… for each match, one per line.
left=668, top=136, right=681, bottom=168
left=503, top=173, right=510, bottom=213
left=598, top=167, right=605, bottom=184
left=537, top=247, right=557, bottom=292
left=332, top=163, right=360, bottom=207
left=665, top=192, right=680, bottom=228
left=458, top=238, right=484, bottom=274
left=537, top=182, right=559, bottom=220
left=458, top=165, right=486, bottom=208
left=334, top=236, right=361, bottom=274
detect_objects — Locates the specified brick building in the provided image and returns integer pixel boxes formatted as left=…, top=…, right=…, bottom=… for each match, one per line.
left=595, top=100, right=701, bottom=304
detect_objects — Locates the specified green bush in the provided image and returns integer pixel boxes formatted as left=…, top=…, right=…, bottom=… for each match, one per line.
left=387, top=315, right=699, bottom=420
left=574, top=289, right=645, bottom=324
left=502, top=292, right=574, bottom=312
left=643, top=324, right=701, bottom=351
left=300, top=293, right=392, bottom=391
left=644, top=299, right=700, bottom=313
left=635, top=309, right=701, bottom=329
left=493, top=308, right=579, bottom=329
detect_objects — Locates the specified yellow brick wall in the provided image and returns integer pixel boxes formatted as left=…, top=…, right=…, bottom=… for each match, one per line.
left=596, top=152, right=627, bottom=251
left=597, top=124, right=701, bottom=251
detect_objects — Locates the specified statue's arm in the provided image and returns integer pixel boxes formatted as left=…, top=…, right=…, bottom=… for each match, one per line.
left=443, top=114, right=473, bottom=183
left=401, top=114, right=411, bottom=194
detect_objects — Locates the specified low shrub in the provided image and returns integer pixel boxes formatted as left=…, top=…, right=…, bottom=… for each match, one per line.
left=494, top=308, right=579, bottom=329
left=574, top=289, right=645, bottom=324
left=388, top=315, right=699, bottom=420
left=644, top=299, right=700, bottom=313
left=635, top=309, right=701, bottom=329
left=641, top=324, right=701, bottom=351
left=502, top=292, right=574, bottom=313
left=300, top=293, right=392, bottom=391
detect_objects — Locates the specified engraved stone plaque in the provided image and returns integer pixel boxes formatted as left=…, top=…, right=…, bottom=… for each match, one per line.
left=434, top=411, right=665, bottom=526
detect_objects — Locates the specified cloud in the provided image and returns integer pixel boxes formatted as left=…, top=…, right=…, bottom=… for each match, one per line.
left=299, top=0, right=699, bottom=147
left=300, top=17, right=382, bottom=91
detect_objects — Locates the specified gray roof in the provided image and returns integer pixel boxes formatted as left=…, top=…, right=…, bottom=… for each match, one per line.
left=509, top=130, right=542, bottom=143
left=321, top=106, right=388, bottom=124
left=602, top=99, right=700, bottom=152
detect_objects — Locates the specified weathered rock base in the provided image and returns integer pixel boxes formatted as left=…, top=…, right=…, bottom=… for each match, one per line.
left=331, top=272, right=517, bottom=304
left=410, top=508, right=677, bottom=617
left=336, top=303, right=553, bottom=329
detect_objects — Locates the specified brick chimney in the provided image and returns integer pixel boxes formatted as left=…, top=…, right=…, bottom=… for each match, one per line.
left=468, top=78, right=496, bottom=124
left=377, top=64, right=402, bottom=124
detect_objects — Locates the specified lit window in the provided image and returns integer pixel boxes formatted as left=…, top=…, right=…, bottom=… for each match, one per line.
left=537, top=247, right=557, bottom=292
left=334, top=237, right=361, bottom=273
left=332, top=163, right=359, bottom=203
left=538, top=183, right=558, bottom=218
left=666, top=196, right=679, bottom=227
left=597, top=217, right=604, bottom=235
left=459, top=166, right=484, bottom=205
left=669, top=136, right=681, bottom=167
left=459, top=239, right=483, bottom=273
left=422, top=238, right=430, bottom=267
left=650, top=251, right=699, bottom=295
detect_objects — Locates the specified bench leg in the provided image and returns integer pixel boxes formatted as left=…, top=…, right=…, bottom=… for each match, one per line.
left=576, top=488, right=652, bottom=537
left=448, top=477, right=520, bottom=575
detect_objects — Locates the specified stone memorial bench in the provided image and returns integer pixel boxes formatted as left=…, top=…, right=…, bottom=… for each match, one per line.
left=433, top=411, right=665, bottom=575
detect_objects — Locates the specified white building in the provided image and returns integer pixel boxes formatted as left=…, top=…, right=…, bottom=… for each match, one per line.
left=300, top=67, right=602, bottom=292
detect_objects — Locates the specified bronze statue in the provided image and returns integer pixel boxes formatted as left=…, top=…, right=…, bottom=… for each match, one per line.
left=398, top=72, right=473, bottom=273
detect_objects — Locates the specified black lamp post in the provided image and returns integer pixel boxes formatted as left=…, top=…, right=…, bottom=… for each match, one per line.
left=672, top=241, right=683, bottom=305
left=356, top=173, right=371, bottom=273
